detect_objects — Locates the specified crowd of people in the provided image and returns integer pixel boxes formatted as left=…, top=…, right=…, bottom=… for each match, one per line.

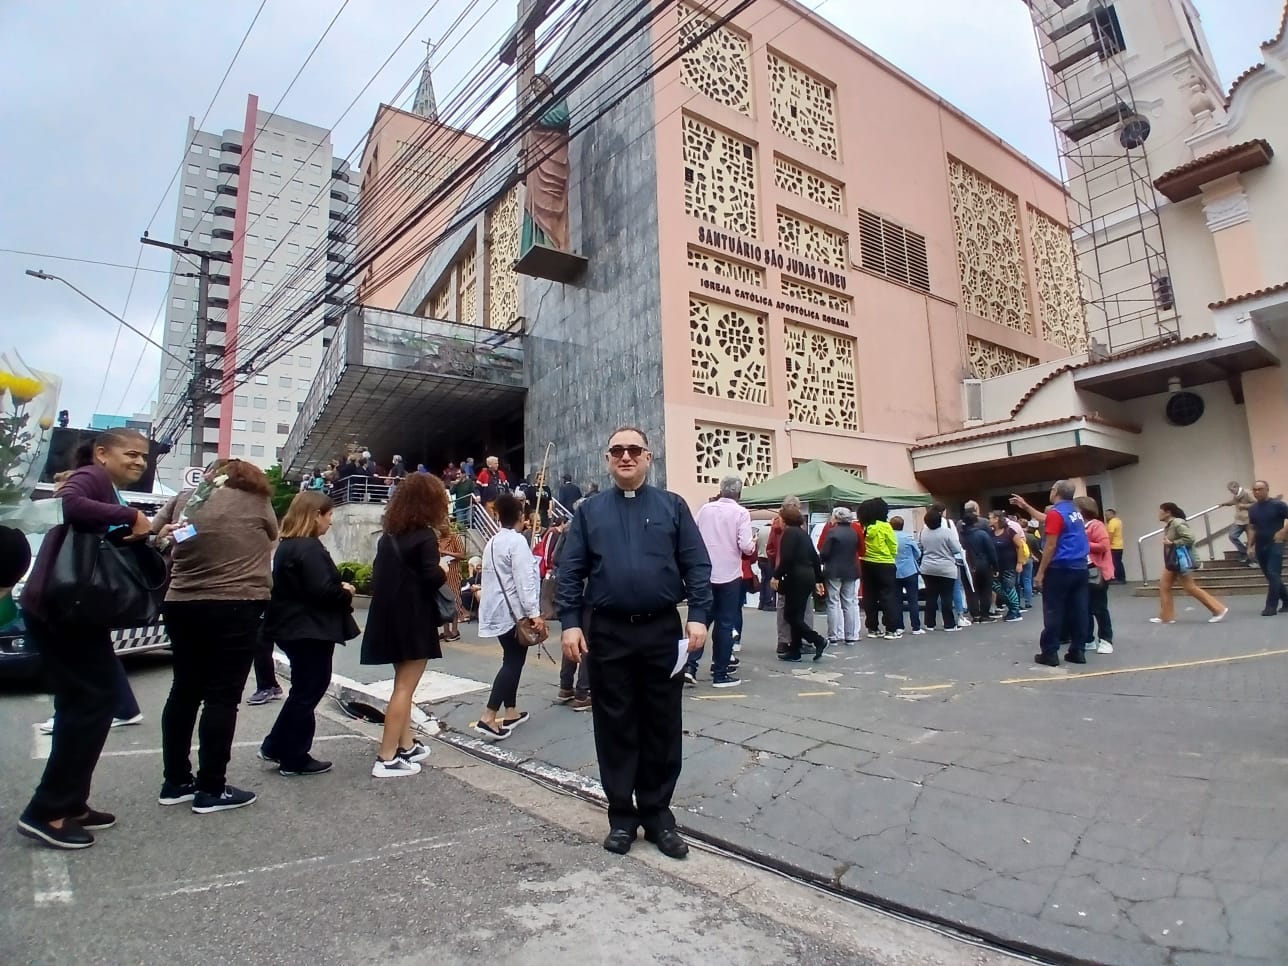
left=11, top=420, right=1288, bottom=855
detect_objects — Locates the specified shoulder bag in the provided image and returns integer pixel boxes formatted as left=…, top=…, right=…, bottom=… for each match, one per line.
left=387, top=531, right=457, bottom=625
left=45, top=526, right=168, bottom=628
left=488, top=538, right=547, bottom=647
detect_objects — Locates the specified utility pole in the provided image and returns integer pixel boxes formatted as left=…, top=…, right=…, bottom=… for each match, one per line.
left=140, top=236, right=228, bottom=466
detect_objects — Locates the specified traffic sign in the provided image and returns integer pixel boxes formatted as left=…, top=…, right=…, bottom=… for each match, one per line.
left=182, top=466, right=204, bottom=489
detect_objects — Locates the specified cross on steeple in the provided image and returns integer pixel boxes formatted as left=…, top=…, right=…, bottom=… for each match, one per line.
left=412, top=38, right=438, bottom=120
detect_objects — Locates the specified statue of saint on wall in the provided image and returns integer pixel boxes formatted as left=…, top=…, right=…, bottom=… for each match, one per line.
left=521, top=74, right=571, bottom=254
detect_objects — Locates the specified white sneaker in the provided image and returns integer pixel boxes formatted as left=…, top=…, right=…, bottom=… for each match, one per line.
left=1149, top=617, right=1176, bottom=624
left=37, top=717, right=54, bottom=736
left=732, top=641, right=742, bottom=653
left=1096, top=640, right=1114, bottom=654
left=111, top=713, right=144, bottom=728
left=912, top=629, right=927, bottom=636
left=371, top=757, right=421, bottom=778
left=957, top=616, right=972, bottom=627
left=1208, top=608, right=1229, bottom=624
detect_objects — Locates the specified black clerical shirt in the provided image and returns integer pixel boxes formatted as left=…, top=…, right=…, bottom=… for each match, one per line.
left=556, top=484, right=712, bottom=628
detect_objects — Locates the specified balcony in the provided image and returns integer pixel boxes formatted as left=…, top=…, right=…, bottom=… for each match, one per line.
left=212, top=203, right=236, bottom=219
left=211, top=227, right=234, bottom=241
left=220, top=140, right=242, bottom=154
left=281, top=305, right=525, bottom=476
left=218, top=162, right=240, bottom=175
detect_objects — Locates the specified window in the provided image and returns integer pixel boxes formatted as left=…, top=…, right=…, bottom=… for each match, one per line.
left=208, top=146, right=220, bottom=157
left=182, top=206, right=195, bottom=218
left=246, top=255, right=258, bottom=266
left=235, top=394, right=248, bottom=406
left=277, top=399, right=291, bottom=412
left=252, top=420, right=266, bottom=433
left=269, top=171, right=282, bottom=183
left=247, top=233, right=258, bottom=243
left=288, top=242, right=301, bottom=254
left=251, top=190, right=263, bottom=201
left=277, top=447, right=285, bottom=461
left=184, top=185, right=197, bottom=197
left=857, top=209, right=931, bottom=292
left=231, top=443, right=246, bottom=455
left=244, top=280, right=256, bottom=291
left=289, top=198, right=302, bottom=208
left=278, top=376, right=291, bottom=388
left=201, top=212, right=213, bottom=223
left=310, top=162, right=322, bottom=173
left=203, top=188, right=216, bottom=201
left=265, top=260, right=276, bottom=271
left=232, top=419, right=247, bottom=431
left=266, top=214, right=279, bottom=223
left=198, top=232, right=212, bottom=244
left=176, top=275, right=189, bottom=286
left=271, top=152, right=283, bottom=162
left=1093, top=4, right=1126, bottom=59
left=171, top=296, right=186, bottom=308
left=170, top=319, right=186, bottom=332
left=297, top=401, right=304, bottom=412
left=297, top=379, right=311, bottom=391
left=254, top=374, right=269, bottom=385
left=277, top=423, right=290, bottom=435
left=253, top=396, right=267, bottom=409
left=298, top=354, right=312, bottom=367
left=165, top=367, right=181, bottom=380
left=187, top=163, right=200, bottom=174
left=206, top=168, right=217, bottom=179
left=251, top=445, right=265, bottom=457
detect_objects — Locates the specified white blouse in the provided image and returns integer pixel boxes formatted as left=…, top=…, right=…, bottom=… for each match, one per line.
left=477, top=528, right=541, bottom=638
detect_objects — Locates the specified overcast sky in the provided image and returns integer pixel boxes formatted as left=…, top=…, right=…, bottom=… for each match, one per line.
left=0, top=0, right=1280, bottom=434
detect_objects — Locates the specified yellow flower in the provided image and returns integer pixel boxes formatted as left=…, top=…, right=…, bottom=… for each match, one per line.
left=0, top=370, right=43, bottom=405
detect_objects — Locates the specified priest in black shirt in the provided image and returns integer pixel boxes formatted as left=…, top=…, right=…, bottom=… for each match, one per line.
left=556, top=426, right=711, bottom=859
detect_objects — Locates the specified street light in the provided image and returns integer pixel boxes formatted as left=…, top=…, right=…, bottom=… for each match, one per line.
left=24, top=268, right=189, bottom=368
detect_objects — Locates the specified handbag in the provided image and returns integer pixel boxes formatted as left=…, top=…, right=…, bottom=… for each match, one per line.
left=45, top=527, right=167, bottom=628
left=1176, top=545, right=1197, bottom=574
left=1087, top=560, right=1105, bottom=587
left=489, top=539, right=548, bottom=647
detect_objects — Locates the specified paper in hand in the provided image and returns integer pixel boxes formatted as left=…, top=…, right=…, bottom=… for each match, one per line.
left=672, top=638, right=689, bottom=678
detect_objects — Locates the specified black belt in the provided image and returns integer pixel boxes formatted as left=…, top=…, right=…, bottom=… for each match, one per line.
left=592, top=607, right=676, bottom=625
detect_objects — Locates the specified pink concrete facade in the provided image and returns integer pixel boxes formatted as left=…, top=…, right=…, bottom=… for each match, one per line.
left=355, top=105, right=485, bottom=312
left=651, top=0, right=1081, bottom=507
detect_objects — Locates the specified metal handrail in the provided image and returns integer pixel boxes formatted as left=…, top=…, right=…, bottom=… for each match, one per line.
left=1137, top=503, right=1222, bottom=585
left=470, top=502, right=500, bottom=540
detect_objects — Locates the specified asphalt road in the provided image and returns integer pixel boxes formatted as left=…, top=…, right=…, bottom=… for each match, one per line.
left=1, top=657, right=1023, bottom=966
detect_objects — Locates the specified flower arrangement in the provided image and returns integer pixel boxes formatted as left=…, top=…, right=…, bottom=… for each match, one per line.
left=0, top=351, right=61, bottom=512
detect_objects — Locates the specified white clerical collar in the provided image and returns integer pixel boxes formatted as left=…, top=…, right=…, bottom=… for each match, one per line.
left=623, top=488, right=638, bottom=498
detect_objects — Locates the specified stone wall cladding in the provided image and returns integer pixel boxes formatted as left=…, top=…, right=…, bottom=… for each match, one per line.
left=523, top=3, right=668, bottom=488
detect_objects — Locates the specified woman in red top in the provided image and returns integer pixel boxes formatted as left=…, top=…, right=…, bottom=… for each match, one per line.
left=1077, top=496, right=1115, bottom=655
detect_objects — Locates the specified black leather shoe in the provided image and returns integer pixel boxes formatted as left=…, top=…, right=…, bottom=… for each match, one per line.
left=602, top=828, right=634, bottom=854
left=1064, top=651, right=1087, bottom=664
left=647, top=827, right=689, bottom=859
left=1033, top=652, right=1060, bottom=667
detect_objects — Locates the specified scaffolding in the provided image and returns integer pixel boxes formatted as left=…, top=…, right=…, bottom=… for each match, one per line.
left=1026, top=0, right=1180, bottom=356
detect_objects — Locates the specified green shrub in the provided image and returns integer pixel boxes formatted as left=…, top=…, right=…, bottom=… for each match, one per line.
left=337, top=561, right=374, bottom=594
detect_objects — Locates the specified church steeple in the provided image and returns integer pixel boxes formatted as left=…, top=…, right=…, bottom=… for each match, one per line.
left=412, top=39, right=438, bottom=120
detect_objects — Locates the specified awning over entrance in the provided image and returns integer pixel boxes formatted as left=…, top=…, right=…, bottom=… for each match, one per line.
left=740, top=459, right=933, bottom=508
left=910, top=415, right=1141, bottom=495
left=282, top=305, right=525, bottom=476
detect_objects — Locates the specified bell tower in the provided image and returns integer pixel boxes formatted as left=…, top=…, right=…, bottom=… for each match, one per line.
left=1023, top=0, right=1228, bottom=353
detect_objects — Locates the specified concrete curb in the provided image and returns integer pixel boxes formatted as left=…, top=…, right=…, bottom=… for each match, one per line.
left=273, top=654, right=1088, bottom=966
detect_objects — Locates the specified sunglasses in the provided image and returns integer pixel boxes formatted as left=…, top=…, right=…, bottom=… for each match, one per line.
left=607, top=445, right=648, bottom=460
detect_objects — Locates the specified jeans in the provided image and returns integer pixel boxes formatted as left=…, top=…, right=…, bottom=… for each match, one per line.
left=758, top=559, right=776, bottom=609
left=993, top=570, right=1020, bottom=619
left=825, top=577, right=859, bottom=641
left=953, top=566, right=968, bottom=616
left=687, top=579, right=741, bottom=677
left=895, top=574, right=921, bottom=631
left=1257, top=541, right=1288, bottom=612
left=1020, top=560, right=1035, bottom=606
left=1088, top=581, right=1113, bottom=644
left=922, top=575, right=956, bottom=630
left=24, top=619, right=117, bottom=822
left=559, top=654, right=589, bottom=697
left=262, top=639, right=335, bottom=769
left=1039, top=568, right=1090, bottom=659
left=1230, top=524, right=1249, bottom=560
left=487, top=628, right=529, bottom=710
left=161, top=599, right=264, bottom=794
left=1111, top=549, right=1126, bottom=583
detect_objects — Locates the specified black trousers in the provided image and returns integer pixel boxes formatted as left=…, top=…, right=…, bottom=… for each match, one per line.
left=161, top=599, right=263, bottom=793
left=922, top=574, right=956, bottom=629
left=783, top=580, right=827, bottom=655
left=252, top=629, right=280, bottom=692
left=861, top=561, right=899, bottom=633
left=263, top=639, right=335, bottom=769
left=487, top=628, right=529, bottom=710
left=587, top=609, right=684, bottom=835
left=966, top=566, right=994, bottom=621
left=25, top=619, right=117, bottom=822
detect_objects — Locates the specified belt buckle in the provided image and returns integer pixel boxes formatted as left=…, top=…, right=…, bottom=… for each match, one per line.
left=627, top=612, right=649, bottom=624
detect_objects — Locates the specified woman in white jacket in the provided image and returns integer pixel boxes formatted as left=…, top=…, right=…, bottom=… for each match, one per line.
left=474, top=495, right=546, bottom=739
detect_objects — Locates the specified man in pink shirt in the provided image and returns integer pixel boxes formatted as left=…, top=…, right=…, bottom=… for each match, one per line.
left=690, top=476, right=755, bottom=688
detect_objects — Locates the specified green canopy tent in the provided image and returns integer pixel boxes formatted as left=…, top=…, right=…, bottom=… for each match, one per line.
left=738, top=459, right=934, bottom=509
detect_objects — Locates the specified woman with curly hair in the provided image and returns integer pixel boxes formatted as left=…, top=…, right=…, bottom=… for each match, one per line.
left=361, top=472, right=449, bottom=778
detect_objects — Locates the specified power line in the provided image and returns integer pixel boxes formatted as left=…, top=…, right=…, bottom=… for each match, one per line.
left=0, top=249, right=177, bottom=274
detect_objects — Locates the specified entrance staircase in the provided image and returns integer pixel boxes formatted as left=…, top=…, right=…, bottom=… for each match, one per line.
left=1132, top=550, right=1286, bottom=598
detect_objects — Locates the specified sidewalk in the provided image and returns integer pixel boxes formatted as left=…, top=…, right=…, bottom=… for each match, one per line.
left=332, top=596, right=1288, bottom=965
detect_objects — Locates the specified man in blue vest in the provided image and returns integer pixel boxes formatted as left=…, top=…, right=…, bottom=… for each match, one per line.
left=1030, top=480, right=1091, bottom=667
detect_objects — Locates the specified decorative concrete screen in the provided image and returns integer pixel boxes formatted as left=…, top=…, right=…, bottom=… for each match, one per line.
left=430, top=284, right=451, bottom=321
left=948, top=158, right=1032, bottom=334
left=967, top=336, right=1038, bottom=379
left=778, top=210, right=848, bottom=269
left=774, top=157, right=843, bottom=213
left=780, top=277, right=852, bottom=314
left=459, top=247, right=478, bottom=326
left=1027, top=205, right=1087, bottom=353
left=689, top=296, right=769, bottom=404
left=695, top=421, right=775, bottom=486
left=486, top=185, right=521, bottom=329
left=687, top=247, right=765, bottom=287
left=767, top=53, right=838, bottom=159
left=784, top=322, right=858, bottom=431
left=677, top=3, right=752, bottom=115
left=683, top=115, right=759, bottom=237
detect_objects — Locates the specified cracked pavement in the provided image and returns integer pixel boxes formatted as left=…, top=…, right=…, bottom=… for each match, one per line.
left=334, top=595, right=1288, bottom=965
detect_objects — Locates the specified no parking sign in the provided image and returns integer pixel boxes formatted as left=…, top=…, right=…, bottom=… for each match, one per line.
left=182, top=466, right=204, bottom=489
